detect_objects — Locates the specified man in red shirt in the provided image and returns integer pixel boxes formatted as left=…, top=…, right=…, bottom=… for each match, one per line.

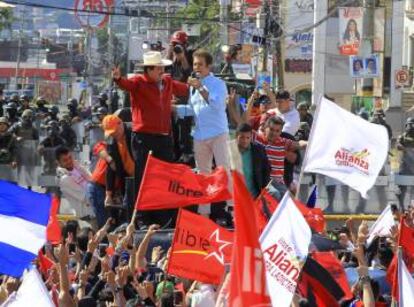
left=112, top=51, right=189, bottom=226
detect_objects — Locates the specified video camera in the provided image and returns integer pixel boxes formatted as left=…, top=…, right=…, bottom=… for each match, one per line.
left=173, top=44, right=184, bottom=54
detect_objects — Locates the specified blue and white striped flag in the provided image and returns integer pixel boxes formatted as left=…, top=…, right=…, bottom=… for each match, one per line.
left=0, top=180, right=51, bottom=277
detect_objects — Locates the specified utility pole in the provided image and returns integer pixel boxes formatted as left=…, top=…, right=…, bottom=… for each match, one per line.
left=272, top=0, right=284, bottom=90
left=360, top=0, right=376, bottom=96
left=15, top=5, right=24, bottom=90
left=108, top=3, right=115, bottom=88
left=166, top=0, right=171, bottom=39
left=256, top=0, right=269, bottom=74
left=311, top=0, right=328, bottom=105
left=220, top=0, right=229, bottom=46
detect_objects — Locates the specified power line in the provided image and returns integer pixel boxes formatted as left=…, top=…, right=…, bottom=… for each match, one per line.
left=4, top=0, right=222, bottom=22
left=4, top=0, right=381, bottom=57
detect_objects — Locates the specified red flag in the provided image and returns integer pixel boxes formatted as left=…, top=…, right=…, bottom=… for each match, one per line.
left=228, top=171, right=271, bottom=306
left=388, top=217, right=414, bottom=300
left=254, top=190, right=326, bottom=233
left=167, top=209, right=233, bottom=285
left=299, top=273, right=339, bottom=307
left=299, top=253, right=351, bottom=307
left=46, top=197, right=61, bottom=244
left=387, top=255, right=398, bottom=300
left=399, top=218, right=414, bottom=256
left=253, top=197, right=269, bottom=235
left=312, top=252, right=353, bottom=301
left=295, top=200, right=326, bottom=234
left=37, top=250, right=55, bottom=276
left=135, top=155, right=231, bottom=210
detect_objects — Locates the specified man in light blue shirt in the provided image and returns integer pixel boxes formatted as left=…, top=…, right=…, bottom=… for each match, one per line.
left=175, top=49, right=230, bottom=216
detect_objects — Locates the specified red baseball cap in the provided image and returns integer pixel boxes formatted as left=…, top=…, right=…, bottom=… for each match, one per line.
left=170, top=31, right=188, bottom=44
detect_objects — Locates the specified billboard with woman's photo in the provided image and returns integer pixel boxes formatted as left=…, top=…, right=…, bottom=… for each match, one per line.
left=338, top=7, right=364, bottom=55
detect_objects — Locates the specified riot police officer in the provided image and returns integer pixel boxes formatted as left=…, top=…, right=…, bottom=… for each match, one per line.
left=109, top=89, right=119, bottom=114
left=35, top=97, right=49, bottom=118
left=10, top=109, right=39, bottom=187
left=46, top=105, right=60, bottom=123
left=85, top=106, right=107, bottom=168
left=98, top=92, right=109, bottom=110
left=38, top=120, right=66, bottom=175
left=0, top=89, right=7, bottom=117
left=0, top=117, right=17, bottom=169
left=59, top=113, right=77, bottom=150
left=371, top=109, right=392, bottom=140
left=4, top=102, right=19, bottom=126
left=67, top=98, right=81, bottom=123
left=10, top=94, right=19, bottom=104
left=10, top=109, right=39, bottom=141
left=17, top=95, right=33, bottom=116
left=397, top=117, right=414, bottom=209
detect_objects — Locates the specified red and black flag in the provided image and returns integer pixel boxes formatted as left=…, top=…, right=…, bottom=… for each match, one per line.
left=298, top=252, right=353, bottom=307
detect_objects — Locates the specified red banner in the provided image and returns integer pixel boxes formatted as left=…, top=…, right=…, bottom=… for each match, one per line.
left=167, top=209, right=233, bottom=285
left=135, top=155, right=231, bottom=210
left=229, top=171, right=271, bottom=306
left=254, top=190, right=326, bottom=233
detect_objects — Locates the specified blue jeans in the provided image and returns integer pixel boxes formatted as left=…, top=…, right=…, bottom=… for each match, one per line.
left=86, top=182, right=106, bottom=228
left=268, top=180, right=288, bottom=201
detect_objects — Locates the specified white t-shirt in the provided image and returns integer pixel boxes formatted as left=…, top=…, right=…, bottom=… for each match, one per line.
left=269, top=103, right=300, bottom=137
left=191, top=284, right=216, bottom=307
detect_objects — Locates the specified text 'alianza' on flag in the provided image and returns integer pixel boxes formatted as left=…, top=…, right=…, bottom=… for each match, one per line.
left=302, top=97, right=389, bottom=198
left=259, top=192, right=312, bottom=307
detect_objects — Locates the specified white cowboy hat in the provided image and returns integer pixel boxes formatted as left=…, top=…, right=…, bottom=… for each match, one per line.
left=137, top=51, right=172, bottom=66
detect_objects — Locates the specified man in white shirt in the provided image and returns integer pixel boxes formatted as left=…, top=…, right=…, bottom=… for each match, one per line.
left=272, top=90, right=300, bottom=137
left=55, top=146, right=95, bottom=221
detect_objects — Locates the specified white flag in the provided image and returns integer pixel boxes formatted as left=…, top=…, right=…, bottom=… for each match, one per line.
left=399, top=251, right=414, bottom=307
left=303, top=97, right=389, bottom=198
left=366, top=205, right=396, bottom=246
left=1, top=268, right=54, bottom=307
left=259, top=192, right=311, bottom=307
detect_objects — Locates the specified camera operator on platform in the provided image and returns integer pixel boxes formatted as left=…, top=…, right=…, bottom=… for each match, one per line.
left=167, top=31, right=195, bottom=164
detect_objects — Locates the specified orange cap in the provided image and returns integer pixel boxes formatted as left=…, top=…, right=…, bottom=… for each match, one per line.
left=102, top=115, right=122, bottom=137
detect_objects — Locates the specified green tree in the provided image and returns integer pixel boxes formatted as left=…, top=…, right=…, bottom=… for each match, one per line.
left=96, top=27, right=125, bottom=69
left=170, top=0, right=220, bottom=53
left=0, top=8, right=14, bottom=32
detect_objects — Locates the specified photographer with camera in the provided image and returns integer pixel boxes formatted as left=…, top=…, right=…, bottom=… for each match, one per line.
left=167, top=31, right=194, bottom=164
left=167, top=31, right=192, bottom=82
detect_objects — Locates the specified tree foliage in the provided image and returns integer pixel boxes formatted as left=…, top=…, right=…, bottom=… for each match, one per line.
left=171, top=0, right=220, bottom=54
left=0, top=8, right=14, bottom=32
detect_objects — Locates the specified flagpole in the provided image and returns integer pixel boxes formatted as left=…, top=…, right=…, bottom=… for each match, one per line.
left=396, top=246, right=403, bottom=307
left=295, top=96, right=324, bottom=200
left=130, top=150, right=153, bottom=225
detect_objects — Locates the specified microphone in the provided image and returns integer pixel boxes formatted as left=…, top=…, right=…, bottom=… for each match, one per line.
left=191, top=71, right=200, bottom=79
left=191, top=72, right=200, bottom=95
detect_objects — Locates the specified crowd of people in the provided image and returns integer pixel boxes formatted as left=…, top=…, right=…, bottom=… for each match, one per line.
left=0, top=29, right=413, bottom=306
